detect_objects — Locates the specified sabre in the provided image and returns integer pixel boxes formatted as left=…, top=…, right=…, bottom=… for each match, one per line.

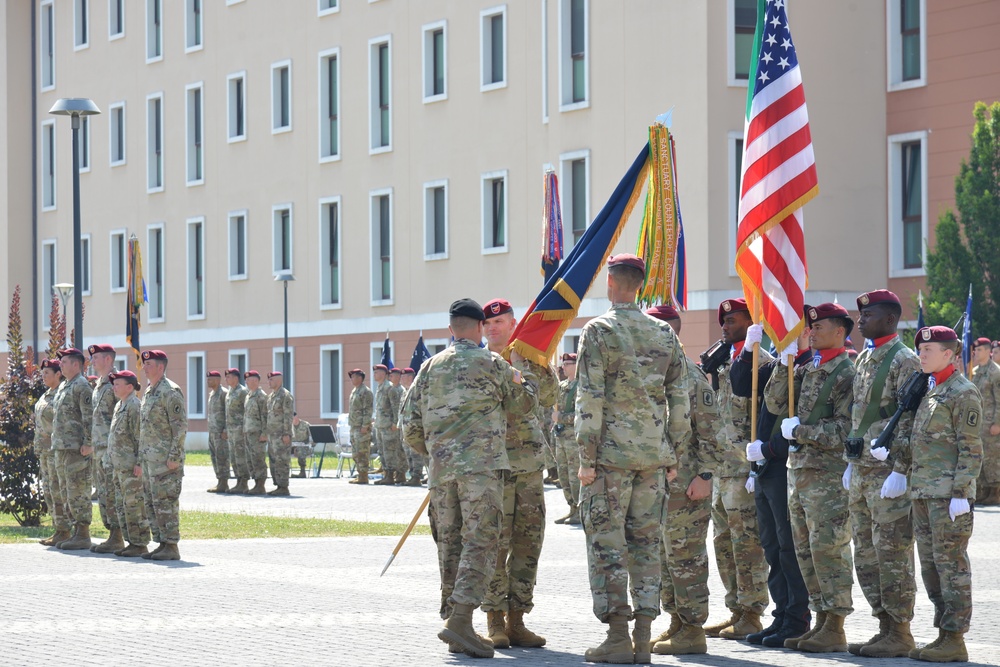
left=380, top=491, right=431, bottom=577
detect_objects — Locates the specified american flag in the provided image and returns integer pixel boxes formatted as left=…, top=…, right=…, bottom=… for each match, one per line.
left=735, top=0, right=818, bottom=352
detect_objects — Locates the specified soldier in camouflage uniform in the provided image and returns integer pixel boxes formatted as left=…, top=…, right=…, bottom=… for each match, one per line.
left=844, top=291, right=921, bottom=657
left=905, top=325, right=982, bottom=662
left=265, top=371, right=294, bottom=495
left=375, top=367, right=406, bottom=485
left=575, top=255, right=691, bottom=664
left=347, top=369, right=374, bottom=484
left=223, top=368, right=251, bottom=494
left=243, top=370, right=269, bottom=495
left=765, top=303, right=856, bottom=653
left=88, top=344, right=124, bottom=554
left=553, top=352, right=580, bottom=525
left=291, top=413, right=312, bottom=478
left=481, top=298, right=558, bottom=649
left=51, top=348, right=95, bottom=551
left=205, top=370, right=230, bottom=493
left=399, top=368, right=426, bottom=486
left=36, top=359, right=70, bottom=546
left=706, top=298, right=770, bottom=640
left=138, top=350, right=187, bottom=561
left=970, top=337, right=1000, bottom=505
left=401, top=298, right=537, bottom=659
left=107, top=370, right=151, bottom=557
left=371, top=364, right=390, bottom=474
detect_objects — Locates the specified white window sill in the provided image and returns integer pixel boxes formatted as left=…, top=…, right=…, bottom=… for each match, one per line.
left=888, top=78, right=927, bottom=93
left=559, top=100, right=590, bottom=113
left=482, top=246, right=508, bottom=256
left=481, top=81, right=507, bottom=93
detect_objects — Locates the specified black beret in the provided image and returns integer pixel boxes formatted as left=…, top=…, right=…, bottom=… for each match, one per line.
left=450, top=298, right=486, bottom=321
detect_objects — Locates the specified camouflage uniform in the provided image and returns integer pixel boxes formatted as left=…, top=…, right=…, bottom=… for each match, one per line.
left=765, top=351, right=855, bottom=617
left=243, top=387, right=268, bottom=481
left=348, top=383, right=374, bottom=475
left=207, top=384, right=229, bottom=480
left=483, top=359, right=557, bottom=615
left=52, top=373, right=93, bottom=526
left=225, top=383, right=250, bottom=481
left=849, top=337, right=920, bottom=624
left=714, top=349, right=771, bottom=616
left=92, top=375, right=120, bottom=531
left=970, top=360, right=1000, bottom=488
left=372, top=378, right=391, bottom=464
left=555, top=377, right=580, bottom=508
left=109, top=394, right=150, bottom=545
left=575, top=302, right=690, bottom=622
left=399, top=386, right=428, bottom=479
left=400, top=338, right=537, bottom=617
left=292, top=419, right=312, bottom=470
left=34, top=386, right=69, bottom=532
left=376, top=381, right=406, bottom=474
left=661, top=357, right=720, bottom=625
left=910, top=370, right=982, bottom=633
left=266, top=385, right=294, bottom=488
left=140, top=376, right=187, bottom=544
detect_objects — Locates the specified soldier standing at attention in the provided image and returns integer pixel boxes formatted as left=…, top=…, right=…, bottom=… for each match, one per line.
left=844, top=290, right=921, bottom=657
left=765, top=303, right=856, bottom=653
left=970, top=337, right=1000, bottom=505
left=206, top=370, right=229, bottom=493
left=36, top=359, right=70, bottom=547
left=481, top=297, right=558, bottom=650
left=575, top=255, right=690, bottom=664
left=265, top=371, right=294, bottom=496
left=401, top=298, right=537, bottom=659
left=399, top=368, right=426, bottom=486
left=223, top=369, right=250, bottom=494
left=88, top=344, right=123, bottom=554
left=906, top=326, right=982, bottom=663
left=991, top=340, right=1000, bottom=366
left=243, top=370, right=268, bottom=496
left=371, top=364, right=390, bottom=475
left=375, top=368, right=406, bottom=485
left=645, top=305, right=719, bottom=656
left=347, top=369, right=374, bottom=485
left=51, top=348, right=95, bottom=551
left=138, top=350, right=187, bottom=561
left=107, top=370, right=150, bottom=557
left=291, top=413, right=312, bottom=479
left=553, top=352, right=580, bottom=525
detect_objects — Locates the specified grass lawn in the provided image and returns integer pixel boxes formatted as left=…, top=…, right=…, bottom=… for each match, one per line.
left=1, top=505, right=430, bottom=545
left=184, top=450, right=214, bottom=466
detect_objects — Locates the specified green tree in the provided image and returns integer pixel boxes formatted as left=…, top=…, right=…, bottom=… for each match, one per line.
left=925, top=101, right=1000, bottom=337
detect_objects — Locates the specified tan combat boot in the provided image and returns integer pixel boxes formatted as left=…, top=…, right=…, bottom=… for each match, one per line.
left=653, top=622, right=707, bottom=655
left=567, top=505, right=582, bottom=525
left=404, top=474, right=423, bottom=487
left=487, top=611, right=510, bottom=649
left=785, top=611, right=826, bottom=650
left=374, top=471, right=395, bottom=486
left=439, top=603, right=494, bottom=658
left=909, top=628, right=946, bottom=660
left=861, top=619, right=916, bottom=658
left=91, top=528, right=125, bottom=554
left=651, top=613, right=681, bottom=646
left=349, top=472, right=369, bottom=485
left=149, top=542, right=180, bottom=561
left=507, top=610, right=546, bottom=648
left=584, top=614, right=633, bottom=664
left=246, top=478, right=266, bottom=495
left=57, top=524, right=93, bottom=551
left=555, top=506, right=574, bottom=524
left=294, top=466, right=307, bottom=478
left=720, top=610, right=762, bottom=640
left=704, top=610, right=741, bottom=638
left=229, top=478, right=250, bottom=494
left=916, top=630, right=967, bottom=662
left=117, top=543, right=149, bottom=558
left=798, top=612, right=847, bottom=653
left=41, top=528, right=72, bottom=547
left=267, top=486, right=291, bottom=496
left=208, top=477, right=229, bottom=493
left=631, top=614, right=652, bottom=663
left=849, top=611, right=890, bottom=655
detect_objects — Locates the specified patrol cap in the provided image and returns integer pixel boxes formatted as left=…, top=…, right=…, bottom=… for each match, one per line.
left=645, top=304, right=680, bottom=322
left=141, top=350, right=168, bottom=362
left=974, top=337, right=992, bottom=348
left=348, top=368, right=366, bottom=378
left=717, top=298, right=749, bottom=326
left=401, top=367, right=415, bottom=376
left=805, top=303, right=854, bottom=336
left=389, top=367, right=402, bottom=375
left=267, top=371, right=282, bottom=378
left=57, top=347, right=85, bottom=361
left=225, top=368, right=242, bottom=377
left=244, top=370, right=260, bottom=379
left=40, top=358, right=61, bottom=372
left=206, top=370, right=222, bottom=378
left=88, top=343, right=115, bottom=356
left=483, top=298, right=513, bottom=320
left=607, top=253, right=646, bottom=273
left=915, top=325, right=958, bottom=348
left=560, top=352, right=577, bottom=363
left=856, top=289, right=900, bottom=310
left=449, top=298, right=486, bottom=321
left=110, top=370, right=140, bottom=389
left=372, top=364, right=388, bottom=372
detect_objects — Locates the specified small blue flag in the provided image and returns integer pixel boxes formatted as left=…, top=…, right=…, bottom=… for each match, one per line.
left=381, top=334, right=394, bottom=370
left=409, top=336, right=432, bottom=373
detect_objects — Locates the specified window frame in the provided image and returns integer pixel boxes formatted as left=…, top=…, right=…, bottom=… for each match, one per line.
left=229, top=349, right=249, bottom=377
left=227, top=71, right=247, bottom=143
left=185, top=81, right=205, bottom=186
left=272, top=203, right=294, bottom=277
left=108, top=0, right=125, bottom=40
left=186, top=216, right=206, bottom=320
left=41, top=119, right=57, bottom=211
left=109, top=228, right=127, bottom=293
left=146, top=91, right=165, bottom=193
left=481, top=170, right=509, bottom=255
left=272, top=347, right=296, bottom=396
left=887, top=130, right=928, bottom=278
left=42, top=239, right=58, bottom=331
left=147, top=223, right=166, bottom=323
left=40, top=0, right=56, bottom=91
left=319, top=195, right=343, bottom=310
left=74, top=0, right=90, bottom=51
left=368, top=35, right=393, bottom=154
left=318, top=48, right=341, bottom=162
left=886, top=0, right=927, bottom=91
left=727, top=0, right=755, bottom=87
left=319, top=344, right=344, bottom=418
left=422, top=20, right=448, bottom=103
left=185, top=0, right=204, bottom=53
left=369, top=188, right=394, bottom=306
left=80, top=233, right=92, bottom=296
left=479, top=6, right=507, bottom=91
left=558, top=0, right=589, bottom=111
left=559, top=150, right=590, bottom=251
left=77, top=115, right=92, bottom=173
left=186, top=351, right=207, bottom=418
left=318, top=0, right=339, bottom=17
left=228, top=209, right=249, bottom=281
left=146, top=0, right=163, bottom=64
left=271, top=59, right=293, bottom=134
left=109, top=101, right=127, bottom=166
left=423, top=179, right=449, bottom=260
left=727, top=130, right=744, bottom=276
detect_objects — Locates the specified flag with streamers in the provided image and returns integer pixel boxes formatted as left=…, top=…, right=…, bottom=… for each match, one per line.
left=541, top=169, right=564, bottom=284
left=126, top=235, right=147, bottom=365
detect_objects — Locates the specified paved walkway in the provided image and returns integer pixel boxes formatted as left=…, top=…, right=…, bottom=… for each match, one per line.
left=3, top=466, right=1000, bottom=665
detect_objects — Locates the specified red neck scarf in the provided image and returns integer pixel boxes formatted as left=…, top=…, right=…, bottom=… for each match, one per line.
left=732, top=340, right=746, bottom=360
left=930, top=365, right=957, bottom=389
left=872, top=334, right=897, bottom=348
left=814, top=347, right=846, bottom=366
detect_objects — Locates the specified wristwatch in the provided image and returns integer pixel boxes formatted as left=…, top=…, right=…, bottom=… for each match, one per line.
left=697, top=472, right=713, bottom=481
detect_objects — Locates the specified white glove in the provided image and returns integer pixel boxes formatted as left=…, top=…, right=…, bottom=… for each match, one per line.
left=779, top=341, right=799, bottom=365
left=870, top=444, right=890, bottom=461
left=949, top=498, right=971, bottom=521
left=781, top=417, right=800, bottom=440
left=746, top=440, right=765, bottom=462
left=880, top=471, right=907, bottom=499
left=842, top=463, right=853, bottom=491
left=745, top=476, right=755, bottom=494
left=745, top=324, right=764, bottom=347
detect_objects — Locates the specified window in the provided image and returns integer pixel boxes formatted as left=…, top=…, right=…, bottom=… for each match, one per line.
left=229, top=349, right=248, bottom=377
left=80, top=235, right=92, bottom=296
left=228, top=210, right=248, bottom=280
left=319, top=345, right=343, bottom=417
left=370, top=341, right=395, bottom=375
left=561, top=331, right=581, bottom=356
left=187, top=353, right=206, bottom=418
left=888, top=132, right=928, bottom=277
left=559, top=0, right=587, bottom=107
left=185, top=0, right=203, bottom=52
left=186, top=83, right=204, bottom=185
left=78, top=116, right=91, bottom=172
left=40, top=1, right=55, bottom=90
left=560, top=152, right=590, bottom=249
left=727, top=131, right=744, bottom=275
left=319, top=49, right=340, bottom=160
left=42, top=240, right=57, bottom=327
left=146, top=0, right=162, bottom=62
left=146, top=93, right=164, bottom=192
left=482, top=171, right=508, bottom=253
left=369, top=37, right=392, bottom=152
left=422, top=21, right=447, bottom=101
left=480, top=7, right=506, bottom=90
left=113, top=358, right=126, bottom=372
left=227, top=72, right=247, bottom=141
left=187, top=218, right=205, bottom=319
left=109, top=102, right=126, bottom=166
left=148, top=225, right=165, bottom=321
left=318, top=0, right=339, bottom=16
left=370, top=190, right=392, bottom=303
left=319, top=197, right=341, bottom=308
left=730, top=0, right=755, bottom=84
left=74, top=0, right=89, bottom=49
left=902, top=0, right=920, bottom=81
left=423, top=180, right=448, bottom=259
left=271, top=60, right=292, bottom=133
left=109, top=0, right=125, bottom=39
left=110, top=230, right=126, bottom=292
left=41, top=120, right=56, bottom=210
left=272, top=204, right=293, bottom=275
left=273, top=348, right=295, bottom=395
left=425, top=339, right=449, bottom=356
left=887, top=0, right=926, bottom=90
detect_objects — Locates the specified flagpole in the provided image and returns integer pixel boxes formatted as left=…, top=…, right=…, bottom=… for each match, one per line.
left=788, top=354, right=795, bottom=419
left=750, top=304, right=762, bottom=441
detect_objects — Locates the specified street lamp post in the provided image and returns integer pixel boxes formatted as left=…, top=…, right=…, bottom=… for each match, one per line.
left=275, top=274, right=296, bottom=379
left=49, top=98, right=101, bottom=351
left=52, top=283, right=74, bottom=343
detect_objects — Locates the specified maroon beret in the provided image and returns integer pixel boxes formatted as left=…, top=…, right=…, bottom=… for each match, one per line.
left=348, top=368, right=365, bottom=378
left=645, top=304, right=681, bottom=322
left=856, top=290, right=900, bottom=310
left=57, top=347, right=85, bottom=360
left=607, top=253, right=646, bottom=273
left=244, top=370, right=260, bottom=379
left=225, top=368, right=241, bottom=376
left=87, top=375, right=99, bottom=382
left=717, top=298, right=749, bottom=326
left=560, top=352, right=578, bottom=362
left=267, top=371, right=282, bottom=378
left=915, top=326, right=958, bottom=348
left=805, top=303, right=851, bottom=328
left=483, top=298, right=514, bottom=320
left=372, top=364, right=388, bottom=372
left=206, top=370, right=222, bottom=378
left=110, top=370, right=140, bottom=388
left=401, top=367, right=415, bottom=375
left=141, top=350, right=167, bottom=362
left=40, top=358, right=61, bottom=371
left=974, top=337, right=992, bottom=348
left=388, top=367, right=402, bottom=375
left=88, top=343, right=116, bottom=356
